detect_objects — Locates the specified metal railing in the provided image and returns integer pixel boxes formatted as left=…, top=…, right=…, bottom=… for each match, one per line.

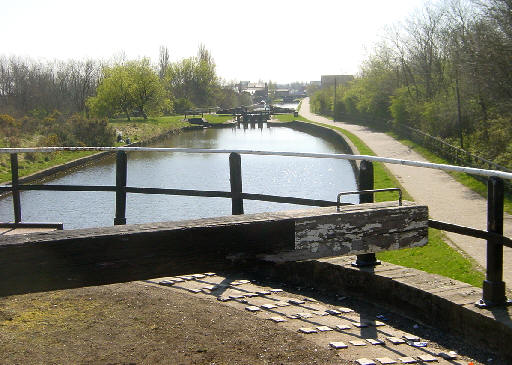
left=0, top=146, right=511, bottom=307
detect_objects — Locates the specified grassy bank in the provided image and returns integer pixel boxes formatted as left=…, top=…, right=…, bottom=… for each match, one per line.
left=299, top=118, right=484, bottom=287
left=0, top=115, right=194, bottom=183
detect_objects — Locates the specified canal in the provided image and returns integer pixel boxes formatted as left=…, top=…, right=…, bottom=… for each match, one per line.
left=0, top=123, right=358, bottom=229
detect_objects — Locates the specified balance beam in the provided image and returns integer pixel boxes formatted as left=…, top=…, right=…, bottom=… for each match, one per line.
left=0, top=201, right=427, bottom=296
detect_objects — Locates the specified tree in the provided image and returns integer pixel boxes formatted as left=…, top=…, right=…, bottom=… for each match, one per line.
left=87, top=59, right=165, bottom=120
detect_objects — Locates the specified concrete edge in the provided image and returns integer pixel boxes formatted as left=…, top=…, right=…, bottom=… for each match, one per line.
left=244, top=256, right=512, bottom=362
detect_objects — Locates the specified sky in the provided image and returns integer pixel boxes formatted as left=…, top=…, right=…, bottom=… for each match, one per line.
left=0, top=0, right=428, bottom=84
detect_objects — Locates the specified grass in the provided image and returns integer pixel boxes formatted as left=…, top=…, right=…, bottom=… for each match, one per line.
left=0, top=150, right=97, bottom=183
left=388, top=131, right=512, bottom=215
left=204, top=114, right=233, bottom=124
left=298, top=117, right=485, bottom=287
left=273, top=113, right=312, bottom=123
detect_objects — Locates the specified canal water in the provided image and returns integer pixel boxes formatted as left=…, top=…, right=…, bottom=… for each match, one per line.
left=0, top=124, right=358, bottom=229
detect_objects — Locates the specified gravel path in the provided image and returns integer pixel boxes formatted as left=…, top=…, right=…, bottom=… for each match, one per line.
left=299, top=97, right=512, bottom=291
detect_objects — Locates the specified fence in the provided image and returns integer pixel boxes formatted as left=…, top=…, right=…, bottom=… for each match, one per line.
left=0, top=146, right=511, bottom=308
left=394, top=123, right=512, bottom=186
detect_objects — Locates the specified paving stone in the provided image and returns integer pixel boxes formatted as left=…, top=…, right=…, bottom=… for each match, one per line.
left=261, top=303, right=277, bottom=310
left=387, top=337, right=406, bottom=344
left=230, top=281, right=242, bottom=286
left=192, top=274, right=206, bottom=279
left=229, top=295, right=245, bottom=300
left=326, top=309, right=341, bottom=315
left=286, top=314, right=300, bottom=319
left=338, top=306, right=354, bottom=313
left=187, top=288, right=201, bottom=293
left=329, top=341, right=348, bottom=349
left=299, top=327, right=318, bottom=334
left=408, top=341, right=428, bottom=347
left=256, top=290, right=271, bottom=296
left=288, top=299, right=305, bottom=305
left=245, top=306, right=260, bottom=312
left=296, top=312, right=313, bottom=319
left=268, top=316, right=287, bottom=323
left=402, top=334, right=420, bottom=341
left=398, top=357, right=417, bottom=364
left=179, top=276, right=194, bottom=281
left=375, top=358, right=396, bottom=364
left=316, top=325, right=333, bottom=332
left=349, top=340, right=367, bottom=346
left=244, top=293, right=259, bottom=298
left=366, top=338, right=385, bottom=345
left=270, top=288, right=283, bottom=293
left=374, top=321, right=386, bottom=326
left=376, top=314, right=388, bottom=321
left=158, top=280, right=174, bottom=286
left=217, top=297, right=230, bottom=302
left=201, top=285, right=215, bottom=290
left=417, top=354, right=438, bottom=362
left=275, top=301, right=290, bottom=307
left=303, top=297, right=318, bottom=302
left=356, top=358, right=375, bottom=365
left=203, top=272, right=216, bottom=276
left=336, top=324, right=351, bottom=331
left=171, top=278, right=185, bottom=283
left=317, top=311, right=330, bottom=316
left=438, top=351, right=457, bottom=360
left=351, top=322, right=368, bottom=328
left=237, top=280, right=251, bottom=284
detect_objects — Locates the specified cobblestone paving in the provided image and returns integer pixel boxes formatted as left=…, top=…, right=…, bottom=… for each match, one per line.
left=147, top=273, right=492, bottom=365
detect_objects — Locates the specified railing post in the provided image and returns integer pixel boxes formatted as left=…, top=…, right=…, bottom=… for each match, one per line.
left=114, top=151, right=127, bottom=225
left=353, top=160, right=381, bottom=267
left=10, top=153, right=22, bottom=224
left=477, top=177, right=511, bottom=307
left=229, top=152, right=244, bottom=215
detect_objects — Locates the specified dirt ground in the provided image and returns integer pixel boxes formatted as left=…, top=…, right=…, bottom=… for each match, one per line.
left=0, top=281, right=344, bottom=365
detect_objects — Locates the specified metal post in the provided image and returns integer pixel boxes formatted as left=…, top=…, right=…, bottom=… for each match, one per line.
left=114, top=151, right=127, bottom=225
left=353, top=160, right=381, bottom=267
left=477, top=177, right=511, bottom=307
left=10, top=153, right=21, bottom=224
left=229, top=152, right=244, bottom=215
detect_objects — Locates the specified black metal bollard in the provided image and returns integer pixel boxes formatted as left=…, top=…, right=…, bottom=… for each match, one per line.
left=229, top=152, right=244, bottom=215
left=353, top=160, right=381, bottom=267
left=114, top=151, right=127, bottom=225
left=10, top=153, right=21, bottom=224
left=477, top=177, right=511, bottom=308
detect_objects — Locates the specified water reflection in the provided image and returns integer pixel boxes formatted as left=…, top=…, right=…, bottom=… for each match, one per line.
left=0, top=124, right=358, bottom=229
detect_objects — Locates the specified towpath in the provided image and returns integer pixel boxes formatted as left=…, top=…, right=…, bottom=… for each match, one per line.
left=299, top=97, right=512, bottom=291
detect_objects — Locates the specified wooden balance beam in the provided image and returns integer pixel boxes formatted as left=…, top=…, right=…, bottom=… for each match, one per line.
left=0, top=201, right=427, bottom=296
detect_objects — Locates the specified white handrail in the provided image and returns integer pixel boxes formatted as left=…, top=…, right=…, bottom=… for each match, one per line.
left=2, top=146, right=512, bottom=180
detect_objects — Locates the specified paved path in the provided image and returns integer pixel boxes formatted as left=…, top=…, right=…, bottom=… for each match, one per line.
left=299, top=97, right=512, bottom=290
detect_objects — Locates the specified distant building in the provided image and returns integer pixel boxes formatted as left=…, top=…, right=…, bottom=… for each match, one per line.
left=321, top=75, right=354, bottom=88
left=309, top=81, right=321, bottom=87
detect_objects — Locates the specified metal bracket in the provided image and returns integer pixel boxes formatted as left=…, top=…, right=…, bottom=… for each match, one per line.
left=337, top=188, right=402, bottom=211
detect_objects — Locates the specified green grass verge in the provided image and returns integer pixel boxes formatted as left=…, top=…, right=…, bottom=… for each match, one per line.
left=273, top=114, right=313, bottom=123
left=298, top=117, right=485, bottom=287
left=388, top=131, right=512, bottom=215
left=0, top=151, right=97, bottom=183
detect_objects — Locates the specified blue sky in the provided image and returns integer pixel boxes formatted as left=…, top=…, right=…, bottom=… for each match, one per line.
left=1, top=0, right=428, bottom=83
